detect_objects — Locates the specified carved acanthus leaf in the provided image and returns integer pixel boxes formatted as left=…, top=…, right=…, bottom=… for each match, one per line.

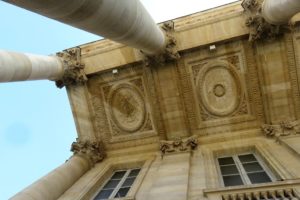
left=160, top=135, right=198, bottom=155
left=55, top=48, right=87, bottom=88
left=242, top=0, right=287, bottom=42
left=261, top=120, right=300, bottom=139
left=142, top=21, right=180, bottom=66
left=71, top=139, right=106, bottom=166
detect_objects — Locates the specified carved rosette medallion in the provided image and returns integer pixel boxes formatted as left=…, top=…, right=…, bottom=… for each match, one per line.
left=108, top=83, right=146, bottom=133
left=196, top=61, right=243, bottom=117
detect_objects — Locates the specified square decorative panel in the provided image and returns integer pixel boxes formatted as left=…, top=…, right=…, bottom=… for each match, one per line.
left=192, top=54, right=249, bottom=121
left=88, top=65, right=159, bottom=144
left=183, top=41, right=264, bottom=132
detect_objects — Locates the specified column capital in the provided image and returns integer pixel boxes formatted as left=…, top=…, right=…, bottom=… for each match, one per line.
left=241, top=0, right=287, bottom=42
left=261, top=120, right=300, bottom=139
left=160, top=135, right=198, bottom=156
left=55, top=48, right=87, bottom=88
left=71, top=139, right=106, bottom=166
left=142, top=21, right=180, bottom=66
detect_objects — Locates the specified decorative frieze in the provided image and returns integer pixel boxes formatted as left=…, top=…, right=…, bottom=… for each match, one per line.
left=142, top=21, right=180, bottom=65
left=261, top=120, right=300, bottom=139
left=56, top=48, right=87, bottom=88
left=71, top=139, right=106, bottom=166
left=160, top=135, right=198, bottom=155
left=242, top=0, right=285, bottom=42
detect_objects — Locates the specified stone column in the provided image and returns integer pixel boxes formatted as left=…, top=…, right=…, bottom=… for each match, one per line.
left=10, top=140, right=105, bottom=200
left=4, top=0, right=166, bottom=55
left=0, top=50, right=64, bottom=82
left=262, top=0, right=300, bottom=25
left=0, top=48, right=87, bottom=87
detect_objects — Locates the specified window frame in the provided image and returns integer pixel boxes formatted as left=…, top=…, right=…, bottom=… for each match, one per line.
left=217, top=153, right=277, bottom=187
left=93, top=168, right=141, bottom=200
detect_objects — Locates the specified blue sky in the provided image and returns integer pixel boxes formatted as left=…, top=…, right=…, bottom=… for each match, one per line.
left=0, top=0, right=236, bottom=199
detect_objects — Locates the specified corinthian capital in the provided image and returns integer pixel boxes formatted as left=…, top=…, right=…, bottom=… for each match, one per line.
left=242, top=0, right=286, bottom=42
left=55, top=48, right=87, bottom=88
left=71, top=139, right=106, bottom=166
left=160, top=135, right=198, bottom=155
left=261, top=120, right=300, bottom=139
left=142, top=21, right=180, bottom=66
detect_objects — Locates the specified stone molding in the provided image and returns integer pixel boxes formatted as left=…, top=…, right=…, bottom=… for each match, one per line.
left=160, top=135, right=198, bottom=155
left=70, top=139, right=106, bottom=166
left=107, top=82, right=147, bottom=133
left=261, top=120, right=300, bottom=139
left=196, top=60, right=244, bottom=118
left=142, top=21, right=180, bottom=65
left=242, top=0, right=286, bottom=42
left=56, top=48, right=87, bottom=88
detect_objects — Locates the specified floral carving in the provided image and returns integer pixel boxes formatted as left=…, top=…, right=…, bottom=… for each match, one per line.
left=160, top=136, right=198, bottom=155
left=108, top=83, right=146, bottom=133
left=142, top=21, right=180, bottom=66
left=71, top=139, right=106, bottom=166
left=55, top=48, right=87, bottom=88
left=261, top=120, right=300, bottom=139
left=242, top=0, right=286, bottom=42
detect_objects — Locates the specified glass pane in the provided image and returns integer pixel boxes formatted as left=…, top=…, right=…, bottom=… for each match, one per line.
left=242, top=162, right=263, bottom=172
left=223, top=175, right=244, bottom=186
left=122, top=177, right=136, bottom=187
left=129, top=168, right=141, bottom=177
left=114, top=187, right=130, bottom=198
left=103, top=179, right=120, bottom=189
left=220, top=165, right=239, bottom=175
left=111, top=171, right=126, bottom=179
left=238, top=154, right=257, bottom=163
left=218, top=157, right=234, bottom=165
left=248, top=172, right=272, bottom=184
left=94, top=189, right=113, bottom=200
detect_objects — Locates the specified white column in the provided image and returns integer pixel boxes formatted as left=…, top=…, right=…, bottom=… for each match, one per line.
left=0, top=50, right=64, bottom=82
left=10, top=155, right=91, bottom=200
left=262, top=0, right=300, bottom=25
left=4, top=0, right=166, bottom=55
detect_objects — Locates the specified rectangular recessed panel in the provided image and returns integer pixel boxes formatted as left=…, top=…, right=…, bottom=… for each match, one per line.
left=218, top=157, right=235, bottom=165
left=220, top=165, right=239, bottom=175
left=248, top=172, right=272, bottom=184
left=238, top=154, right=257, bottom=163
left=242, top=162, right=263, bottom=172
left=114, top=187, right=130, bottom=198
left=223, top=175, right=244, bottom=186
left=94, top=189, right=113, bottom=200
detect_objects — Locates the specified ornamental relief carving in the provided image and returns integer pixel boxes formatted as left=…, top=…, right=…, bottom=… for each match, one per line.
left=108, top=83, right=146, bottom=133
left=88, top=64, right=163, bottom=148
left=192, top=55, right=248, bottom=121
left=261, top=120, right=300, bottom=139
left=103, top=80, right=153, bottom=135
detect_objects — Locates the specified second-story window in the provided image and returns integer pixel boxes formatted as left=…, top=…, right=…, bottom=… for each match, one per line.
left=218, top=153, right=273, bottom=187
left=94, top=168, right=141, bottom=200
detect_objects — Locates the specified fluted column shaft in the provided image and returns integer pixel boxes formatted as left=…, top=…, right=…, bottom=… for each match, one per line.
left=0, top=50, right=64, bottom=82
left=10, top=155, right=91, bottom=200
left=262, top=0, right=300, bottom=25
left=4, top=0, right=166, bottom=55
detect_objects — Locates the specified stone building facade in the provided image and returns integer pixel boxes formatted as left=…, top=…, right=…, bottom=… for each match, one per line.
left=10, top=1, right=300, bottom=200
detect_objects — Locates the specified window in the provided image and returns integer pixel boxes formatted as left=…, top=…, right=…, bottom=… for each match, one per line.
left=218, top=153, right=273, bottom=187
left=94, top=168, right=141, bottom=200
